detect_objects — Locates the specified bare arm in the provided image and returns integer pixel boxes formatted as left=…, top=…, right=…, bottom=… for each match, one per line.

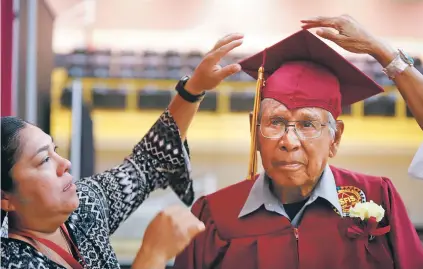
left=371, top=42, right=423, bottom=130
left=131, top=253, right=167, bottom=269
left=131, top=205, right=205, bottom=269
left=75, top=34, right=244, bottom=235
left=169, top=34, right=243, bottom=141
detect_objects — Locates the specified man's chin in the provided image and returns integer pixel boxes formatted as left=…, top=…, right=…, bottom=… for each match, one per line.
left=270, top=175, right=309, bottom=188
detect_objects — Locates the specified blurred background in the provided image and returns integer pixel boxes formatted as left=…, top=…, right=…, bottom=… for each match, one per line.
left=1, top=0, right=423, bottom=267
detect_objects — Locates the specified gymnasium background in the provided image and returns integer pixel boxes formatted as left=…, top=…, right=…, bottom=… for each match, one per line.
left=2, top=0, right=423, bottom=267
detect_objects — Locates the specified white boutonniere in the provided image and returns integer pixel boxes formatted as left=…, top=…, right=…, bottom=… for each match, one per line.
left=349, top=200, right=385, bottom=222
left=346, top=200, right=390, bottom=241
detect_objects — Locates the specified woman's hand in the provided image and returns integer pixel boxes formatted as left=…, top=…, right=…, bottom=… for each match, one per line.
left=132, top=205, right=205, bottom=269
left=184, top=33, right=244, bottom=94
left=300, top=14, right=395, bottom=65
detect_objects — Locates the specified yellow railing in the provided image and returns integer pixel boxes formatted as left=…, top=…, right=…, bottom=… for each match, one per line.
left=50, top=68, right=423, bottom=152
left=51, top=68, right=404, bottom=118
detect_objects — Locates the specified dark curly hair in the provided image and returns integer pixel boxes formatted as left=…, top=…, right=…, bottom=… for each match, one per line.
left=1, top=116, right=28, bottom=223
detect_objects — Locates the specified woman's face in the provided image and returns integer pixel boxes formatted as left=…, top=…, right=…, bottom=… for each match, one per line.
left=2, top=124, right=79, bottom=230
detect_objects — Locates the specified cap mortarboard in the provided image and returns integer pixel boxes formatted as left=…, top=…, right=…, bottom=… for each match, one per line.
left=240, top=30, right=384, bottom=180
left=240, top=29, right=384, bottom=119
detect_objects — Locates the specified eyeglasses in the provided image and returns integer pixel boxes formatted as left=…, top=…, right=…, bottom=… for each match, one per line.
left=258, top=117, right=328, bottom=140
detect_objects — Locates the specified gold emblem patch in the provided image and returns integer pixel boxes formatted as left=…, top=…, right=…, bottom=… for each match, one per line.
left=335, top=186, right=366, bottom=217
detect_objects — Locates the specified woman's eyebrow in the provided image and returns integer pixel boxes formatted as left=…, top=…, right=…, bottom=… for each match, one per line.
left=31, top=137, right=54, bottom=159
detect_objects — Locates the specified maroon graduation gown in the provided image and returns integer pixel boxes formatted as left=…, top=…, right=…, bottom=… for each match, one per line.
left=173, top=165, right=423, bottom=269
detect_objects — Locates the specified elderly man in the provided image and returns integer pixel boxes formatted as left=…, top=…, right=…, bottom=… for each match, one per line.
left=173, top=27, right=423, bottom=269
left=298, top=15, right=423, bottom=181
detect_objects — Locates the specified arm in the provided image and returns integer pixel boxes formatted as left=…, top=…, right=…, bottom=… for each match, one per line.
left=371, top=42, right=423, bottom=130
left=173, top=196, right=230, bottom=269
left=77, top=110, right=194, bottom=234
left=131, top=205, right=205, bottom=269
left=169, top=34, right=244, bottom=141
left=301, top=15, right=423, bottom=129
left=76, top=34, right=244, bottom=235
left=131, top=252, right=167, bottom=269
left=381, top=177, right=423, bottom=269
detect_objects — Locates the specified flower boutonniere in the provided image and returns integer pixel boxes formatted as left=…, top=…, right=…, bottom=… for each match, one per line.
left=346, top=200, right=390, bottom=240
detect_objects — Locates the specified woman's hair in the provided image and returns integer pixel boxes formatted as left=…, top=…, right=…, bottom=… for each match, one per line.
left=1, top=116, right=27, bottom=222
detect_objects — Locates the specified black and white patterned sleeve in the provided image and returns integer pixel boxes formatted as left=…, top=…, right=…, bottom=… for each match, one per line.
left=78, top=109, right=194, bottom=235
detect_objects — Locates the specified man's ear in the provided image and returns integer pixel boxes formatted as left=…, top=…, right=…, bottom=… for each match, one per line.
left=1, top=191, right=16, bottom=213
left=329, top=120, right=344, bottom=158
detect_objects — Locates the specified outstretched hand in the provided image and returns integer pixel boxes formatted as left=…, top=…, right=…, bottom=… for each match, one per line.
left=300, top=15, right=381, bottom=55
left=185, top=33, right=244, bottom=94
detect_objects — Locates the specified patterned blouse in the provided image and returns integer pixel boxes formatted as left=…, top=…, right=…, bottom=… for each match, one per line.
left=1, top=110, right=194, bottom=269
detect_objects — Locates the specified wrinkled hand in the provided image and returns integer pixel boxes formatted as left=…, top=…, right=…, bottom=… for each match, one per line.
left=137, top=205, right=205, bottom=267
left=185, top=33, right=244, bottom=94
left=300, top=14, right=381, bottom=55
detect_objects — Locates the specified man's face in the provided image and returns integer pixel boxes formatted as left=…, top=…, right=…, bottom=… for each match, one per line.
left=258, top=99, right=342, bottom=188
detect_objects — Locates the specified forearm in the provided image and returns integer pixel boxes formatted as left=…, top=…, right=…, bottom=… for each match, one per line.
left=168, top=80, right=203, bottom=141
left=83, top=109, right=195, bottom=235
left=131, top=248, right=167, bottom=269
left=371, top=41, right=423, bottom=130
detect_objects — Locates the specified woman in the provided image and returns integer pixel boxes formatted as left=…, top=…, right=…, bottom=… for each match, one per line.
left=300, top=15, right=423, bottom=179
left=1, top=33, right=244, bottom=269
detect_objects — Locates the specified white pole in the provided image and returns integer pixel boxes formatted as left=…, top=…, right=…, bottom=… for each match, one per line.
left=11, top=0, right=20, bottom=116
left=70, top=79, right=83, bottom=181
left=25, top=0, right=37, bottom=124
left=70, top=0, right=95, bottom=181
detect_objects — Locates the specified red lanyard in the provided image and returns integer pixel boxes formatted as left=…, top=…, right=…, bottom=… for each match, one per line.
left=12, top=225, right=85, bottom=269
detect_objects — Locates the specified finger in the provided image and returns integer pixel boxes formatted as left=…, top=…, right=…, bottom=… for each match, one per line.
left=186, top=219, right=205, bottom=239
left=215, top=63, right=241, bottom=80
left=301, top=23, right=326, bottom=30
left=181, top=212, right=205, bottom=232
left=211, top=33, right=244, bottom=52
left=315, top=28, right=347, bottom=42
left=300, top=16, right=332, bottom=23
left=300, top=16, right=343, bottom=31
left=175, top=208, right=199, bottom=225
left=207, top=39, right=243, bottom=64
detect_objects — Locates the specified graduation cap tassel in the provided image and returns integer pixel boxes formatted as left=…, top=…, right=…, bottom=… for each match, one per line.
left=247, top=65, right=265, bottom=180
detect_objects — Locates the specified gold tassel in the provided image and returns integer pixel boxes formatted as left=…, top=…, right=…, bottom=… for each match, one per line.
left=247, top=66, right=264, bottom=180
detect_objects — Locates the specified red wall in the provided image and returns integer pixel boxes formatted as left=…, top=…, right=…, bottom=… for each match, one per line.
left=1, top=0, right=13, bottom=116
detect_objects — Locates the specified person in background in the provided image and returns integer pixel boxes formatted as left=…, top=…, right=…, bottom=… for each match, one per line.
left=1, top=33, right=244, bottom=269
left=173, top=27, right=423, bottom=269
left=299, top=15, right=423, bottom=179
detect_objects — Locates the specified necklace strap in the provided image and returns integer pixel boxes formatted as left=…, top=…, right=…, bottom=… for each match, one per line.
left=11, top=225, right=85, bottom=269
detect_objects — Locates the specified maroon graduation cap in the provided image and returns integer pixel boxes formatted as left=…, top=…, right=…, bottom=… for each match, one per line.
left=240, top=29, right=384, bottom=179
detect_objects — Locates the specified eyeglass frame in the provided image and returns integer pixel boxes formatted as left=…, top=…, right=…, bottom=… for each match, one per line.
left=256, top=118, right=329, bottom=140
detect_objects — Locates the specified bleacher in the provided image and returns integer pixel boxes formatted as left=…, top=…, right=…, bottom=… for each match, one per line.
left=52, top=49, right=423, bottom=118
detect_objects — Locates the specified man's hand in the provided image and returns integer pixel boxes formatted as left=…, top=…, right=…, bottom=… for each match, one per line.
left=132, top=205, right=205, bottom=269
left=185, top=33, right=244, bottom=95
left=300, top=14, right=396, bottom=65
